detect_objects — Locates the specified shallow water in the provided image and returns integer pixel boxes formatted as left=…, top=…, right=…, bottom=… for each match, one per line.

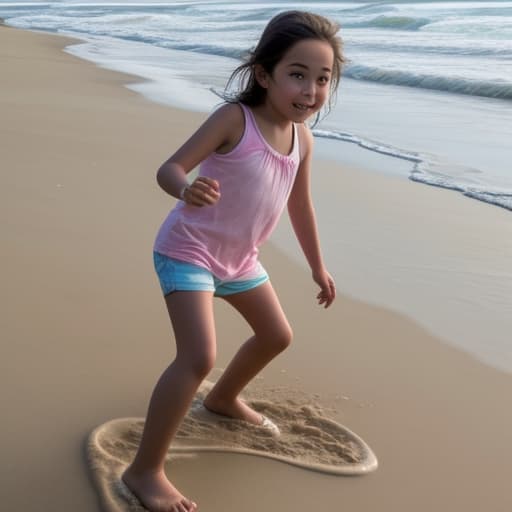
left=1, top=0, right=512, bottom=211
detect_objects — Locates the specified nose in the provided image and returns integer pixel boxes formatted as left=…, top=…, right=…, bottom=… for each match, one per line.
left=302, top=79, right=315, bottom=97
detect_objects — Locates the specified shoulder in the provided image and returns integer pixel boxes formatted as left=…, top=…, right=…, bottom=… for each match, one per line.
left=209, top=102, right=244, bottom=123
left=207, top=103, right=245, bottom=135
left=296, top=122, right=314, bottom=162
left=208, top=103, right=245, bottom=154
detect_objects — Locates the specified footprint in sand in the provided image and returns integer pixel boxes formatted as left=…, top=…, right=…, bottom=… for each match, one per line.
left=86, top=380, right=378, bottom=511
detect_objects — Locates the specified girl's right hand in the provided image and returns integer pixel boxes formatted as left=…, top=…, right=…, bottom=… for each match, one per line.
left=182, top=176, right=220, bottom=207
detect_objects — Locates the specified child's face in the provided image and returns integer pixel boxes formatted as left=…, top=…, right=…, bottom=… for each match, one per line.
left=259, top=38, right=334, bottom=122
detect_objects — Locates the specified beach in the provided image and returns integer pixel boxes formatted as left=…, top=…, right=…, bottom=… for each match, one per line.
left=2, top=24, right=512, bottom=512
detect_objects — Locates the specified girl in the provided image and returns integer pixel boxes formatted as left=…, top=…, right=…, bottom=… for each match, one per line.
left=123, top=10, right=344, bottom=512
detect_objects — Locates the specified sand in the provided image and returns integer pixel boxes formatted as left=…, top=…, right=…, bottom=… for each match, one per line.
left=87, top=381, right=378, bottom=512
left=1, top=25, right=512, bottom=512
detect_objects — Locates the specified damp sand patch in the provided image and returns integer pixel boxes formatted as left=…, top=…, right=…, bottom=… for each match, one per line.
left=87, top=380, right=377, bottom=511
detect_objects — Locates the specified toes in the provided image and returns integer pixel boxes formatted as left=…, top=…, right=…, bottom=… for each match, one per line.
left=183, top=498, right=197, bottom=511
left=184, top=499, right=198, bottom=511
left=174, top=499, right=196, bottom=512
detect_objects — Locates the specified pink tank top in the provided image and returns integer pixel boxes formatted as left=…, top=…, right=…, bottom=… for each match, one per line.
left=154, top=103, right=300, bottom=281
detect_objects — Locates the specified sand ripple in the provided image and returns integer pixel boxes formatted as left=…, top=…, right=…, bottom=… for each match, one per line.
left=87, top=380, right=377, bottom=511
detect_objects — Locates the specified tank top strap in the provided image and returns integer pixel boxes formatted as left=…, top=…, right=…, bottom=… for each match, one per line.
left=239, top=103, right=299, bottom=162
left=292, top=122, right=300, bottom=162
left=238, top=103, right=259, bottom=145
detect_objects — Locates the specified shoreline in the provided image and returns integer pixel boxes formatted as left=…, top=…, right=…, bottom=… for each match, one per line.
left=2, top=25, right=512, bottom=512
left=25, top=28, right=512, bottom=374
left=49, top=25, right=512, bottom=213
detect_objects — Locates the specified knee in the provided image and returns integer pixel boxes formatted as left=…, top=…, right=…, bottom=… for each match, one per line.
left=191, top=352, right=216, bottom=379
left=269, top=324, right=293, bottom=354
left=176, top=350, right=216, bottom=380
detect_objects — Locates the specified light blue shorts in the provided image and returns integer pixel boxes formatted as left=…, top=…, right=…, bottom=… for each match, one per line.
left=153, top=252, right=269, bottom=297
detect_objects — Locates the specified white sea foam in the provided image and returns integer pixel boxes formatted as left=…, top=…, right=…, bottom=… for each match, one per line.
left=49, top=20, right=512, bottom=214
left=2, top=1, right=511, bottom=373
left=344, top=63, right=512, bottom=100
left=314, top=128, right=512, bottom=212
left=2, top=0, right=511, bottom=212
left=3, top=1, right=512, bottom=93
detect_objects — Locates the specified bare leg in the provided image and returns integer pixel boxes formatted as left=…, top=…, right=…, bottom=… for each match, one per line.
left=123, top=291, right=216, bottom=512
left=203, top=281, right=292, bottom=425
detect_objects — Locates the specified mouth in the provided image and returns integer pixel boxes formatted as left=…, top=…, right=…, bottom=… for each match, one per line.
left=293, top=103, right=315, bottom=112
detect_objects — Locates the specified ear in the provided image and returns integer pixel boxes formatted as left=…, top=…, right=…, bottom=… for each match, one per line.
left=254, top=64, right=270, bottom=89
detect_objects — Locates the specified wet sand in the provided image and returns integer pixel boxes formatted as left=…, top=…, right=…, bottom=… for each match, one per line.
left=1, top=25, right=512, bottom=512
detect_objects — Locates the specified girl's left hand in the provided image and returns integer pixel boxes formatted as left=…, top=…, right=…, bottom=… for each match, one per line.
left=313, top=268, right=336, bottom=308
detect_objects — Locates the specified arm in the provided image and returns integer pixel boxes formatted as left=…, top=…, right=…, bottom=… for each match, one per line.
left=287, top=125, right=336, bottom=308
left=156, top=103, right=244, bottom=206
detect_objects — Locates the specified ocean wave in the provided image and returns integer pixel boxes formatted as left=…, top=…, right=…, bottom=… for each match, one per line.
left=230, top=7, right=284, bottom=23
left=167, top=43, right=244, bottom=60
left=344, top=15, right=431, bottom=31
left=463, top=190, right=512, bottom=211
left=344, top=63, right=512, bottom=100
left=313, top=128, right=512, bottom=212
left=338, top=2, right=397, bottom=16
left=313, top=129, right=421, bottom=163
left=411, top=167, right=512, bottom=211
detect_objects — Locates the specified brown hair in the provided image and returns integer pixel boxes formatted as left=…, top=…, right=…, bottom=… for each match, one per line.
left=224, top=10, right=344, bottom=117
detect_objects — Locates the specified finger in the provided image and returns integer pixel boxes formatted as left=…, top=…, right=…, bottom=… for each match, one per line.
left=193, top=179, right=216, bottom=193
left=187, top=185, right=219, bottom=205
left=183, top=188, right=206, bottom=207
left=190, top=181, right=217, bottom=199
left=195, top=181, right=221, bottom=202
left=325, top=291, right=334, bottom=308
left=197, top=176, right=219, bottom=188
left=319, top=287, right=334, bottom=308
left=197, top=176, right=220, bottom=191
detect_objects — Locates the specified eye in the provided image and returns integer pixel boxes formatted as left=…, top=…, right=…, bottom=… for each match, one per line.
left=317, top=76, right=330, bottom=86
left=290, top=72, right=304, bottom=80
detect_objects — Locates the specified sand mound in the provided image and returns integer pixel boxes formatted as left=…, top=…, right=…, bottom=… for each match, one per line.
left=87, top=381, right=377, bottom=511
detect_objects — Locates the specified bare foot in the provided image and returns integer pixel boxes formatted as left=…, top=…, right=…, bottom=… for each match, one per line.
left=202, top=394, right=263, bottom=426
left=122, top=467, right=197, bottom=512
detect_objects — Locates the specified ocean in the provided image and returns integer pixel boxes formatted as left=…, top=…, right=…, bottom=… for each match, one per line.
left=2, top=0, right=512, bottom=374
left=1, top=0, right=511, bottom=211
